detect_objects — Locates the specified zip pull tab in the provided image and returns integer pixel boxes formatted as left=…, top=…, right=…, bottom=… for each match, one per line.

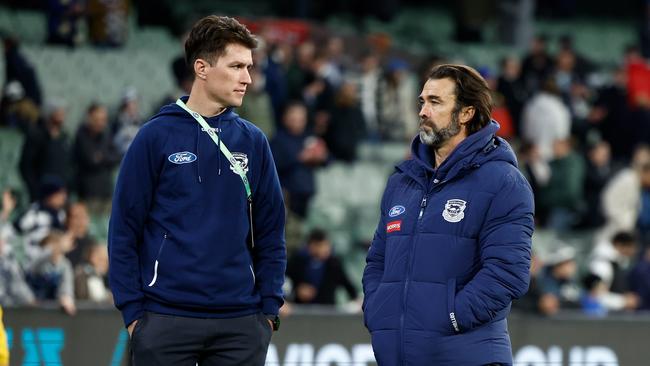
left=418, top=196, right=428, bottom=219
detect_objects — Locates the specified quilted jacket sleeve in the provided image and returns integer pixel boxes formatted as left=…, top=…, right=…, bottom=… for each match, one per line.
left=453, top=169, right=534, bottom=332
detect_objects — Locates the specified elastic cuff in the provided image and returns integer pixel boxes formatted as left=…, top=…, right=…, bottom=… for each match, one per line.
left=261, top=297, right=283, bottom=316
left=120, top=301, right=144, bottom=328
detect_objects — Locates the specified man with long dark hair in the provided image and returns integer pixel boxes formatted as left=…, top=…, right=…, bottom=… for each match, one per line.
left=363, top=64, right=534, bottom=365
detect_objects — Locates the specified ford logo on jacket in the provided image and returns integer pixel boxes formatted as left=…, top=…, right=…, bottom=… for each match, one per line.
left=168, top=151, right=197, bottom=164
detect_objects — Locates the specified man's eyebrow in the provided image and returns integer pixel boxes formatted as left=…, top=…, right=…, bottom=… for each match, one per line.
left=419, top=95, right=442, bottom=102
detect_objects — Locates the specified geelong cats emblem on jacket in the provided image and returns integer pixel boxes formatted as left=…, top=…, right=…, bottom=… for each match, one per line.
left=230, top=153, right=249, bottom=174
left=442, top=199, right=467, bottom=223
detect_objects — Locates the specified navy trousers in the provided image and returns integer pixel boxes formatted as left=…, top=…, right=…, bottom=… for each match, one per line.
left=130, top=311, right=273, bottom=366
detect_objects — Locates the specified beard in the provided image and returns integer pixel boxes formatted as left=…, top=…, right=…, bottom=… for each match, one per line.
left=419, top=110, right=462, bottom=148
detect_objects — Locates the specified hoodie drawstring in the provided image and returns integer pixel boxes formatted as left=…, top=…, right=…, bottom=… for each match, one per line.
left=217, top=119, right=222, bottom=176
left=196, top=124, right=202, bottom=183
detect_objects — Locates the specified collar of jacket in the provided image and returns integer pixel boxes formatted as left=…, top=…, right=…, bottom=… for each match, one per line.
left=397, top=120, right=504, bottom=189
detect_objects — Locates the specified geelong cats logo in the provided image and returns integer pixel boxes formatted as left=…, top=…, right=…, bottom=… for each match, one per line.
left=442, top=199, right=466, bottom=223
left=230, top=152, right=249, bottom=174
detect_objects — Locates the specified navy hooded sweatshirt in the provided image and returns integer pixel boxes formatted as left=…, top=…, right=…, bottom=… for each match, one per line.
left=108, top=97, right=286, bottom=327
left=362, top=121, right=534, bottom=365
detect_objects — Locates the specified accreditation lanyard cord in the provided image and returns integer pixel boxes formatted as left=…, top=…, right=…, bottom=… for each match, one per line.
left=175, top=99, right=255, bottom=248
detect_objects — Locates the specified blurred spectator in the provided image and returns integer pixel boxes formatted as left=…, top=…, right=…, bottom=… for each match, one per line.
left=357, top=53, right=382, bottom=140
left=87, top=0, right=129, bottom=47
left=64, top=202, right=95, bottom=268
left=286, top=228, right=358, bottom=305
left=0, top=190, right=18, bottom=244
left=0, top=236, right=34, bottom=307
left=302, top=54, right=335, bottom=114
left=496, top=56, right=527, bottom=134
left=14, top=177, right=67, bottom=260
left=518, top=142, right=550, bottom=216
left=492, top=93, right=515, bottom=140
left=2, top=35, right=42, bottom=106
left=26, top=231, right=75, bottom=315
left=521, top=78, right=571, bottom=161
left=580, top=274, right=608, bottom=317
left=0, top=189, right=35, bottom=307
left=589, top=65, right=636, bottom=162
left=271, top=102, right=327, bottom=220
left=538, top=245, right=581, bottom=315
left=323, top=81, right=366, bottom=162
left=579, top=140, right=617, bottom=228
left=19, top=99, right=72, bottom=201
left=538, top=139, right=586, bottom=230
left=112, top=87, right=144, bottom=155
left=46, top=0, right=84, bottom=47
left=588, top=231, right=640, bottom=311
left=377, top=58, right=418, bottom=142
left=318, top=36, right=348, bottom=89
left=558, top=34, right=594, bottom=78
left=271, top=102, right=327, bottom=251
left=638, top=158, right=650, bottom=249
left=600, top=144, right=650, bottom=242
left=74, top=242, right=110, bottom=302
left=629, top=246, right=650, bottom=310
left=553, top=47, right=582, bottom=100
left=553, top=46, right=592, bottom=139
left=286, top=41, right=316, bottom=101
left=237, top=52, right=276, bottom=139
left=521, top=34, right=553, bottom=96
left=258, top=38, right=289, bottom=126
left=72, top=103, right=120, bottom=214
left=0, top=81, right=39, bottom=133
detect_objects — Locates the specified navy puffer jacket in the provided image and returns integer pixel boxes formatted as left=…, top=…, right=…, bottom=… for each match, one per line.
left=362, top=121, right=534, bottom=366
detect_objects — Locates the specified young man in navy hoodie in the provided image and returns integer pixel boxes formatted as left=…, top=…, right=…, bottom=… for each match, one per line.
left=362, top=64, right=534, bottom=365
left=108, top=15, right=286, bottom=365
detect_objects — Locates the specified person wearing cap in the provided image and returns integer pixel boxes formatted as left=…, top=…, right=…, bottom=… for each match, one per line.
left=538, top=245, right=580, bottom=315
left=363, top=64, right=534, bottom=365
left=108, top=15, right=285, bottom=365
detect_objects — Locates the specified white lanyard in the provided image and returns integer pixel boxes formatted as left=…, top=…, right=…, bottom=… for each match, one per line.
left=176, top=98, right=255, bottom=248
left=176, top=99, right=252, bottom=201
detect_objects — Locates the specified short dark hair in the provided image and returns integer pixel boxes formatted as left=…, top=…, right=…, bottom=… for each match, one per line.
left=427, top=64, right=492, bottom=135
left=307, top=228, right=328, bottom=245
left=582, top=273, right=603, bottom=291
left=184, top=15, right=257, bottom=72
left=86, top=102, right=104, bottom=114
left=611, top=231, right=636, bottom=247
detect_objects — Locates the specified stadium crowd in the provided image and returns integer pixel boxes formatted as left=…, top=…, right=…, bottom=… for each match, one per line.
left=1, top=3, right=650, bottom=319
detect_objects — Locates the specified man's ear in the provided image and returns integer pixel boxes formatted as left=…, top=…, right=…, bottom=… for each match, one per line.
left=194, top=58, right=210, bottom=80
left=459, top=106, right=475, bottom=124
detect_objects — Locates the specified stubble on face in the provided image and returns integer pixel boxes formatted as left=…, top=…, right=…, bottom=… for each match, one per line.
left=419, top=107, right=462, bottom=148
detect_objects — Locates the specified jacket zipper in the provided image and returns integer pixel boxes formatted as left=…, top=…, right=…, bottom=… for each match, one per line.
left=400, top=193, right=428, bottom=365
left=148, top=233, right=168, bottom=287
